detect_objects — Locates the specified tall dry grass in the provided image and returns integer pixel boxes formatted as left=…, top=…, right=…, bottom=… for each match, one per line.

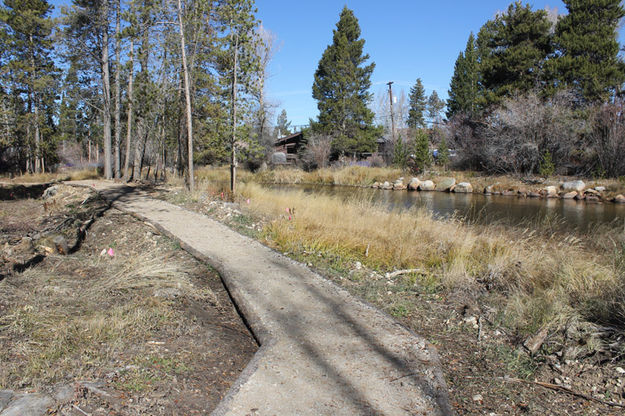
left=192, top=165, right=405, bottom=187
left=234, top=182, right=623, bottom=334
left=1, top=168, right=100, bottom=184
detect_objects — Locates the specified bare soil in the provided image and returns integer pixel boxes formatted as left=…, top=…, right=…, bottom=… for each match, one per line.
left=163, top=184, right=625, bottom=416
left=0, top=185, right=257, bottom=415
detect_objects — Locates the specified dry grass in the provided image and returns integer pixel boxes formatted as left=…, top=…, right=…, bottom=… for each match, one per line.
left=0, top=243, right=212, bottom=389
left=231, top=182, right=624, bottom=335
left=192, top=165, right=405, bottom=187
left=1, top=168, right=100, bottom=184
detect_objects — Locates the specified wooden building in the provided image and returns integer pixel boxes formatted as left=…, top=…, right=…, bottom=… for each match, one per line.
left=274, top=131, right=305, bottom=164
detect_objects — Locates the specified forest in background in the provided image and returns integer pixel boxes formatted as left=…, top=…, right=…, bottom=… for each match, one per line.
left=1, top=0, right=625, bottom=186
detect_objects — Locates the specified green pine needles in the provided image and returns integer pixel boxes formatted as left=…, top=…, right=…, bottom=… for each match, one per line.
left=311, top=6, right=382, bottom=158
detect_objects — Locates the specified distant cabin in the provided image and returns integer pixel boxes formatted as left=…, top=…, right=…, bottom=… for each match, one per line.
left=274, top=131, right=305, bottom=164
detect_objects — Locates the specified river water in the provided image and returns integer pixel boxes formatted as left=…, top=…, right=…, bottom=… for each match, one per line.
left=270, top=184, right=625, bottom=232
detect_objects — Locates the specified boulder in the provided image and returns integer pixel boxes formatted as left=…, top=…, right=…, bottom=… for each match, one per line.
left=270, top=152, right=287, bottom=164
left=371, top=182, right=380, bottom=189
left=381, top=181, right=393, bottom=190
left=393, top=178, right=406, bottom=191
left=543, top=186, right=558, bottom=197
left=614, top=194, right=625, bottom=203
left=574, top=192, right=585, bottom=200
left=561, top=180, right=585, bottom=192
left=584, top=188, right=600, bottom=196
left=42, top=185, right=58, bottom=200
left=436, top=177, right=456, bottom=192
left=408, top=178, right=421, bottom=191
left=419, top=180, right=435, bottom=191
left=562, top=191, right=577, bottom=199
left=594, top=186, right=606, bottom=192
left=454, top=182, right=473, bottom=193
left=502, top=190, right=516, bottom=197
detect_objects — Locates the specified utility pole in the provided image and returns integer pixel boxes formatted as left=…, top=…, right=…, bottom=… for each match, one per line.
left=387, top=81, right=396, bottom=143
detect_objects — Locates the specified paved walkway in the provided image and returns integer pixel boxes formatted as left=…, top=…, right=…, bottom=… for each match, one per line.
left=81, top=182, right=453, bottom=416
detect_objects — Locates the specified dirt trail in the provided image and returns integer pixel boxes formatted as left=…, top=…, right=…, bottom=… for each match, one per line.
left=74, top=181, right=454, bottom=416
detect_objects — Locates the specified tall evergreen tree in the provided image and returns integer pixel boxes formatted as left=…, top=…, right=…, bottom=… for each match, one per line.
left=551, top=0, right=625, bottom=103
left=0, top=0, right=58, bottom=172
left=477, top=1, right=553, bottom=107
left=63, top=0, right=114, bottom=178
left=447, top=32, right=479, bottom=118
left=407, top=78, right=426, bottom=129
left=426, top=90, right=445, bottom=125
left=311, top=6, right=381, bottom=157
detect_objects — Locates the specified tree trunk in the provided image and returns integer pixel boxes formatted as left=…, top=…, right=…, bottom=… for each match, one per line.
left=101, top=0, right=112, bottom=179
left=113, top=0, right=122, bottom=178
left=123, top=39, right=134, bottom=180
left=28, top=35, right=41, bottom=174
left=177, top=0, right=194, bottom=192
left=230, top=33, right=239, bottom=194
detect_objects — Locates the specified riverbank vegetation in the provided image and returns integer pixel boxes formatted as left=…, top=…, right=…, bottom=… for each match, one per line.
left=168, top=176, right=625, bottom=341
left=192, top=165, right=625, bottom=200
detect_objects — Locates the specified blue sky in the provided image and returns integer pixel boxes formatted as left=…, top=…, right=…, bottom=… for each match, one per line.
left=258, top=0, right=625, bottom=126
left=49, top=1, right=625, bottom=126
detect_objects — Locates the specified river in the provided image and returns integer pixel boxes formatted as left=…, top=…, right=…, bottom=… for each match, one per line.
left=270, top=184, right=625, bottom=232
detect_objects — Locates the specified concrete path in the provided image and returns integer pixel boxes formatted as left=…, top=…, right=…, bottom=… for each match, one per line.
left=80, top=182, right=453, bottom=416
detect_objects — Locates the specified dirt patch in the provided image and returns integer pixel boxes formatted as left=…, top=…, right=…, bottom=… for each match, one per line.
left=0, top=185, right=257, bottom=415
left=162, top=184, right=625, bottom=416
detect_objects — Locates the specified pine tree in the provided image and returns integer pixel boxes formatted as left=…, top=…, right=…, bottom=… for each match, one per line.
left=551, top=0, right=625, bottom=103
left=413, top=129, right=431, bottom=171
left=63, top=0, right=114, bottom=178
left=1, top=0, right=58, bottom=173
left=426, top=90, right=445, bottom=125
left=407, top=78, right=426, bottom=129
left=477, top=1, right=553, bottom=107
left=392, top=135, right=409, bottom=168
left=311, top=6, right=381, bottom=157
left=216, top=0, right=260, bottom=192
left=447, top=32, right=479, bottom=118
left=437, top=135, right=449, bottom=168
left=276, top=109, right=291, bottom=137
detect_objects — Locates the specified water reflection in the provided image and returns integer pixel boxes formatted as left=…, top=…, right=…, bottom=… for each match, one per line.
left=270, top=184, right=625, bottom=232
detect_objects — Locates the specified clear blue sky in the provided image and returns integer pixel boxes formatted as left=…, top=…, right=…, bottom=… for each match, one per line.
left=258, top=0, right=625, bottom=126
left=49, top=0, right=625, bottom=127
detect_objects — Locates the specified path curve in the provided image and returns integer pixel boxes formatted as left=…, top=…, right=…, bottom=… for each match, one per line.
left=77, top=181, right=453, bottom=416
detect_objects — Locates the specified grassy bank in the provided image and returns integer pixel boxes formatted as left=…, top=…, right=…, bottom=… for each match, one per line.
left=194, top=165, right=625, bottom=197
left=171, top=174, right=625, bottom=342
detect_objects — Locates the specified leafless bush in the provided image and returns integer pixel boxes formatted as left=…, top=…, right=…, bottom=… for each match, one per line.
left=445, top=112, right=485, bottom=170
left=301, top=134, right=332, bottom=170
left=591, top=100, right=625, bottom=177
left=481, top=91, right=586, bottom=174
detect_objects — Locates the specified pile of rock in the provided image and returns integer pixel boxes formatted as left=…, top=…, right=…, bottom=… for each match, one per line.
left=371, top=177, right=625, bottom=204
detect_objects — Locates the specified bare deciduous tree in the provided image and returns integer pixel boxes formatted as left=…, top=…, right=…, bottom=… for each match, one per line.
left=302, top=134, right=332, bottom=170
left=592, top=100, right=625, bottom=177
